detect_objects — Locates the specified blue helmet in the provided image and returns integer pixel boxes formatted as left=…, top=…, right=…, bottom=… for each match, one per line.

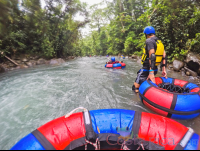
left=143, top=26, right=155, bottom=35
left=111, top=57, right=115, bottom=62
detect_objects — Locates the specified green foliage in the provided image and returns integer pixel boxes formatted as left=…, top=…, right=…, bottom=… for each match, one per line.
left=150, top=0, right=200, bottom=61
left=81, top=0, right=200, bottom=62
left=81, top=0, right=152, bottom=56
left=186, top=33, right=200, bottom=53
left=0, top=0, right=89, bottom=58
left=134, top=51, right=143, bottom=56
left=1, top=0, right=200, bottom=60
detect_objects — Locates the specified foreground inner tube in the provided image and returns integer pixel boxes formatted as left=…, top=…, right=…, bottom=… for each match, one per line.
left=139, top=77, right=200, bottom=120
left=105, top=61, right=126, bottom=69
left=11, top=109, right=199, bottom=150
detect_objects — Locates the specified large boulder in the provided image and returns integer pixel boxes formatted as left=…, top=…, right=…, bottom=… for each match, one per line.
left=185, top=52, right=200, bottom=74
left=36, top=58, right=46, bottom=65
left=173, top=60, right=185, bottom=71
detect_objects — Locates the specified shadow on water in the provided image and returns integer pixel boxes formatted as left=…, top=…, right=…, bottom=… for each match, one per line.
left=0, top=57, right=199, bottom=149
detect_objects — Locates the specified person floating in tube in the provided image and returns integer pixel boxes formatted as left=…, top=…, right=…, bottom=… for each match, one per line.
left=132, top=26, right=167, bottom=93
left=106, top=57, right=123, bottom=64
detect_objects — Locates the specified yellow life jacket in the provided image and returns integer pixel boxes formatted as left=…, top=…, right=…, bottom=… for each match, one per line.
left=141, top=40, right=164, bottom=66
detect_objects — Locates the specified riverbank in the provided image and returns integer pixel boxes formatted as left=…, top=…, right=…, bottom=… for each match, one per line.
left=1, top=53, right=200, bottom=85
left=0, top=55, right=80, bottom=73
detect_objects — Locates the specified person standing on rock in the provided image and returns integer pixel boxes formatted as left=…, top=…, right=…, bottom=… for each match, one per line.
left=132, top=26, right=167, bottom=93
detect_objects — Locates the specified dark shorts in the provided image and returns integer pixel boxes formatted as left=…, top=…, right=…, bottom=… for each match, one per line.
left=135, top=67, right=158, bottom=85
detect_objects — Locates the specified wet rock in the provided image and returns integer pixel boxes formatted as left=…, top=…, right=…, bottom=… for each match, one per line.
left=36, top=58, right=46, bottom=65
left=25, top=62, right=33, bottom=67
left=57, top=58, right=65, bottom=64
left=0, top=65, right=6, bottom=73
left=19, top=64, right=29, bottom=69
left=173, top=60, right=184, bottom=71
left=9, top=63, right=16, bottom=67
left=185, top=52, right=200, bottom=74
left=168, top=64, right=173, bottom=70
left=10, top=68, right=15, bottom=71
left=131, top=55, right=137, bottom=59
left=34, top=56, right=40, bottom=60
left=184, top=67, right=198, bottom=77
left=22, top=58, right=29, bottom=62
left=186, top=71, right=191, bottom=76
left=68, top=56, right=75, bottom=59
left=30, top=60, right=36, bottom=66
left=181, top=68, right=185, bottom=72
left=50, top=58, right=65, bottom=65
left=2, top=64, right=8, bottom=69
left=50, top=59, right=59, bottom=65
left=45, top=60, right=50, bottom=64
left=181, top=71, right=186, bottom=76
left=15, top=66, right=21, bottom=69
left=16, top=60, right=22, bottom=64
left=168, top=64, right=173, bottom=68
left=188, top=76, right=199, bottom=82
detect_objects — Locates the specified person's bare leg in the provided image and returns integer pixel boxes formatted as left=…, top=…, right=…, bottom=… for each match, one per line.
left=133, top=82, right=140, bottom=93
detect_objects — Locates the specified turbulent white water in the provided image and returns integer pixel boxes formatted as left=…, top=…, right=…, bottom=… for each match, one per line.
left=0, top=57, right=199, bottom=149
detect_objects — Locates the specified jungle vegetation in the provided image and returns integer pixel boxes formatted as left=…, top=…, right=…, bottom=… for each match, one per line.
left=0, top=0, right=89, bottom=60
left=0, top=0, right=200, bottom=61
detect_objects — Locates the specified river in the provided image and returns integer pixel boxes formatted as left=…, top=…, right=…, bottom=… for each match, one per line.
left=0, top=57, right=200, bottom=149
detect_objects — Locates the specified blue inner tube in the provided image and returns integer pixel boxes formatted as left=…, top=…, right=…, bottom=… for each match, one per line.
left=105, top=63, right=124, bottom=69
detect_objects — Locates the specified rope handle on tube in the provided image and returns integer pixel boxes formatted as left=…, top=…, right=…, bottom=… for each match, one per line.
left=65, top=107, right=88, bottom=118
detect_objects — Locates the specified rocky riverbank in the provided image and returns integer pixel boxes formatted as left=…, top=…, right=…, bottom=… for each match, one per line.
left=0, top=55, right=79, bottom=73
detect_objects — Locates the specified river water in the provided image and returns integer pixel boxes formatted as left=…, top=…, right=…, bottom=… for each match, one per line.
left=0, top=57, right=200, bottom=149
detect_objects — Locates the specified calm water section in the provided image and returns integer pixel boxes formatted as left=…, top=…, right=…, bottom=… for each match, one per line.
left=0, top=57, right=199, bottom=149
